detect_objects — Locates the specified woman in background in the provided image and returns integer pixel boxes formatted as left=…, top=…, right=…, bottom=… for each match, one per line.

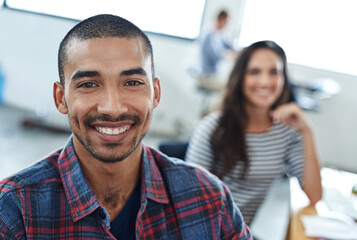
left=185, top=40, right=322, bottom=225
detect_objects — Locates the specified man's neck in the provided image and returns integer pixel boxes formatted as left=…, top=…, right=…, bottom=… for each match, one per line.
left=76, top=145, right=142, bottom=221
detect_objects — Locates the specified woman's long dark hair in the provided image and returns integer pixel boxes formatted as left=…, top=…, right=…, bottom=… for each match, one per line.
left=210, top=40, right=292, bottom=179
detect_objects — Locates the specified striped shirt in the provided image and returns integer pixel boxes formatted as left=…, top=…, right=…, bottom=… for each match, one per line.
left=185, top=112, right=304, bottom=225
left=0, top=136, right=252, bottom=240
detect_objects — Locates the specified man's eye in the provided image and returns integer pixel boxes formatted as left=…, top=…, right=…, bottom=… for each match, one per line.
left=78, top=82, right=97, bottom=88
left=125, top=80, right=143, bottom=86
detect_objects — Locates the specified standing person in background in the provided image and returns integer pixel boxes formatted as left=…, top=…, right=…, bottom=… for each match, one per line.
left=186, top=40, right=322, bottom=225
left=0, top=14, right=252, bottom=239
left=199, top=10, right=238, bottom=90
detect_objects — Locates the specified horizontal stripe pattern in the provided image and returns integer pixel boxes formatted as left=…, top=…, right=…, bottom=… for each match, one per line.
left=185, top=112, right=304, bottom=224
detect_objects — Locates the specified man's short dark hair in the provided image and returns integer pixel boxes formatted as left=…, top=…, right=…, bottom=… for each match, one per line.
left=217, top=10, right=228, bottom=21
left=58, top=14, right=154, bottom=85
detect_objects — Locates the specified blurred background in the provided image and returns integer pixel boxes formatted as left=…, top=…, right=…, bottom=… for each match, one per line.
left=1, top=0, right=356, bottom=174
left=1, top=0, right=357, bottom=239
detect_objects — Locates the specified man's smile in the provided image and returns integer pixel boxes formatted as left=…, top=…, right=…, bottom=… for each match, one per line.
left=94, top=125, right=130, bottom=136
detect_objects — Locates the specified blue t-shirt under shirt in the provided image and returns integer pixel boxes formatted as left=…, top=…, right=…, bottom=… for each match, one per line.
left=110, top=179, right=141, bottom=239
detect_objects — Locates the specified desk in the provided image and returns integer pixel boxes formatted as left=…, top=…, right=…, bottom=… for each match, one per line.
left=250, top=177, right=290, bottom=240
left=288, top=168, right=357, bottom=240
left=289, top=204, right=318, bottom=240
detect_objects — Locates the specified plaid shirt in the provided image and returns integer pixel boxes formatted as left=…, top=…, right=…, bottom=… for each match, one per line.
left=0, top=136, right=252, bottom=239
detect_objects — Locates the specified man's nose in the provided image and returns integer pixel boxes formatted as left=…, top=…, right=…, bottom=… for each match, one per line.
left=97, top=87, right=128, bottom=116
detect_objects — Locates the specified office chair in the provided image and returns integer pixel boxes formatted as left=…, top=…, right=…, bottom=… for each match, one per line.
left=158, top=141, right=189, bottom=161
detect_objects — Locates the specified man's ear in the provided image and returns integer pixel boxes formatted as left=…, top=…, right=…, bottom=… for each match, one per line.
left=53, top=82, right=68, bottom=114
left=153, top=77, right=161, bottom=109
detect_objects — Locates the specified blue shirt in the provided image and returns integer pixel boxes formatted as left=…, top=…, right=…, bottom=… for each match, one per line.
left=0, top=135, right=252, bottom=239
left=110, top=178, right=141, bottom=239
left=200, top=31, right=234, bottom=74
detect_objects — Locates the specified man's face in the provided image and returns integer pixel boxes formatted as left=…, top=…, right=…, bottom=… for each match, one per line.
left=54, top=37, right=160, bottom=163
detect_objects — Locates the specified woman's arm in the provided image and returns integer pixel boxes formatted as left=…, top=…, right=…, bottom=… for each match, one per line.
left=271, top=102, right=322, bottom=204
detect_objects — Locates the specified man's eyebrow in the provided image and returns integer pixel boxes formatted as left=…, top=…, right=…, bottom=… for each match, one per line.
left=120, top=68, right=147, bottom=77
left=71, top=70, right=100, bottom=81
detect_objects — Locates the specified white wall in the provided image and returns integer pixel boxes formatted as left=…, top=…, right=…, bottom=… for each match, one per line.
left=0, top=0, right=245, bottom=133
left=0, top=0, right=356, bottom=172
left=289, top=64, right=357, bottom=173
left=0, top=7, right=73, bottom=127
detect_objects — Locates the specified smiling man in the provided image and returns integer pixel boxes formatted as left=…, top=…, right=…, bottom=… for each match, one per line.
left=0, top=14, right=251, bottom=239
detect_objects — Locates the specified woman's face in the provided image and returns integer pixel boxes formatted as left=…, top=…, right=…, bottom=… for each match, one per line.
left=243, top=48, right=285, bottom=111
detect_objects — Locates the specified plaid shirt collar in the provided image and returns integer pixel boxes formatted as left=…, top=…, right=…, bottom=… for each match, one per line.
left=58, top=136, right=169, bottom=223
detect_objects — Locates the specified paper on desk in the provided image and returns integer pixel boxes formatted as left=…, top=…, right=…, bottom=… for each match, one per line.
left=301, top=215, right=357, bottom=239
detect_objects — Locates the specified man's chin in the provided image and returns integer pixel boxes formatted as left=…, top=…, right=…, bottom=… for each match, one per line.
left=73, top=129, right=146, bottom=163
left=94, top=155, right=128, bottom=163
left=89, top=147, right=133, bottom=163
left=90, top=140, right=142, bottom=163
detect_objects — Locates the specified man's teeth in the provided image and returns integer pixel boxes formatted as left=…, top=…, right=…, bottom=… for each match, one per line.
left=95, top=126, right=129, bottom=135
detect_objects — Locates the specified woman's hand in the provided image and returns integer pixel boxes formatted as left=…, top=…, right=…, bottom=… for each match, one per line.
left=270, top=102, right=310, bottom=133
left=271, top=102, right=322, bottom=204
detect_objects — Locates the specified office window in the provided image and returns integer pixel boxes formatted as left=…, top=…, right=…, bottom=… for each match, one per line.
left=239, top=0, right=357, bottom=76
left=5, top=0, right=205, bottom=39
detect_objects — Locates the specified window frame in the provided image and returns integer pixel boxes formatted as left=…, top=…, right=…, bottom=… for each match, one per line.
left=3, top=0, right=206, bottom=41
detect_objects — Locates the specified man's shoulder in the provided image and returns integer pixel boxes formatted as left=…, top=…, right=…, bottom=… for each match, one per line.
left=0, top=149, right=62, bottom=197
left=143, top=146, right=252, bottom=239
left=148, top=147, right=227, bottom=197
